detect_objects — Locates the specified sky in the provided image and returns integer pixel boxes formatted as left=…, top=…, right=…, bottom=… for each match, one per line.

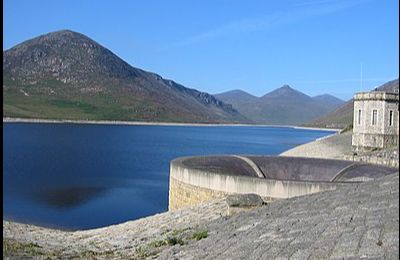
left=3, top=0, right=399, bottom=100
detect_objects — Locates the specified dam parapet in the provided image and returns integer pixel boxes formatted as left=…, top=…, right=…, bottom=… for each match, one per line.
left=169, top=155, right=397, bottom=210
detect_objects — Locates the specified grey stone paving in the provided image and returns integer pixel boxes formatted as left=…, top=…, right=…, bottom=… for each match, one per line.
left=280, top=131, right=353, bottom=159
left=3, top=173, right=399, bottom=259
left=159, top=173, right=399, bottom=259
left=3, top=198, right=229, bottom=259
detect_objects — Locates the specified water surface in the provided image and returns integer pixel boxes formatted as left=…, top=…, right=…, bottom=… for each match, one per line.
left=3, top=123, right=334, bottom=230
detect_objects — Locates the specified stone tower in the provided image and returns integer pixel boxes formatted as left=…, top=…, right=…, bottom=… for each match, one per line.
left=352, top=91, right=399, bottom=152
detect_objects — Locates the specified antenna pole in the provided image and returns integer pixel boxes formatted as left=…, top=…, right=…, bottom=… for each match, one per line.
left=360, top=62, right=363, bottom=91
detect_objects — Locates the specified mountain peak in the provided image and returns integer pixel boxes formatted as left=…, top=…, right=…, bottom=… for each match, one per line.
left=54, top=29, right=79, bottom=34
left=3, top=29, right=141, bottom=85
left=214, top=89, right=258, bottom=108
left=46, top=29, right=80, bottom=36
left=39, top=30, right=89, bottom=41
left=262, top=84, right=310, bottom=100
left=3, top=30, right=247, bottom=123
left=9, top=29, right=94, bottom=50
left=274, top=84, right=298, bottom=94
left=280, top=84, right=292, bottom=90
left=216, top=89, right=256, bottom=97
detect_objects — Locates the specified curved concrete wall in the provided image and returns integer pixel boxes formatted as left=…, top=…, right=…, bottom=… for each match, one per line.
left=169, top=157, right=347, bottom=211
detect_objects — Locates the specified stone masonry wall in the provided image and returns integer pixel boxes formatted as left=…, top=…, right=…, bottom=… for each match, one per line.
left=352, top=92, right=399, bottom=151
left=169, top=176, right=276, bottom=211
left=169, top=176, right=230, bottom=211
left=344, top=146, right=399, bottom=168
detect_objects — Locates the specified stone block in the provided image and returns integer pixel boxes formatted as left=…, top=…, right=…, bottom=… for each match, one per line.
left=226, top=193, right=264, bottom=216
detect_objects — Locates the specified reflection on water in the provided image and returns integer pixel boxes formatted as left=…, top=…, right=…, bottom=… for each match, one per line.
left=31, top=187, right=107, bottom=209
left=3, top=123, right=333, bottom=229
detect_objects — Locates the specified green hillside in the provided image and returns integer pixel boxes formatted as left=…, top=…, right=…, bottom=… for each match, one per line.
left=3, top=30, right=248, bottom=123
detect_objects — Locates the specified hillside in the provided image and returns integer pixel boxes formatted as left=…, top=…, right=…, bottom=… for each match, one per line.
left=312, top=94, right=345, bottom=108
left=214, top=90, right=258, bottom=110
left=3, top=30, right=248, bottom=123
left=306, top=79, right=399, bottom=128
left=216, top=85, right=344, bottom=125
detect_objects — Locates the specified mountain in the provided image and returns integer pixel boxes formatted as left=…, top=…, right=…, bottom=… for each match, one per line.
left=312, top=94, right=345, bottom=108
left=305, top=101, right=354, bottom=129
left=306, top=79, right=399, bottom=128
left=3, top=30, right=248, bottom=123
left=214, top=90, right=258, bottom=111
left=377, top=78, right=399, bottom=92
left=216, top=85, right=344, bottom=125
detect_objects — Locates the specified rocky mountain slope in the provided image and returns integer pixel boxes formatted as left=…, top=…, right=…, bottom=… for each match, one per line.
left=3, top=30, right=248, bottom=123
left=214, top=89, right=258, bottom=109
left=306, top=79, right=399, bottom=128
left=312, top=94, right=345, bottom=108
left=215, top=85, right=344, bottom=125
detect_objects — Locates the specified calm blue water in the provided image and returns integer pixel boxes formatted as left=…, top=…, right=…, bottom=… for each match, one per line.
left=3, top=123, right=334, bottom=230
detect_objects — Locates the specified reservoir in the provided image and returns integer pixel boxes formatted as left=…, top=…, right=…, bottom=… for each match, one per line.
left=3, top=122, right=334, bottom=230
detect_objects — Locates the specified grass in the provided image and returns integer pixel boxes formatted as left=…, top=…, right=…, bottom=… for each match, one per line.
left=135, top=227, right=208, bottom=258
left=192, top=230, right=208, bottom=241
left=3, top=228, right=209, bottom=258
left=3, top=238, right=118, bottom=259
left=3, top=239, right=44, bottom=256
left=165, top=236, right=185, bottom=246
left=3, top=90, right=186, bottom=122
left=170, top=227, right=191, bottom=236
left=71, top=249, right=117, bottom=259
left=48, top=99, right=98, bottom=113
left=3, top=91, right=138, bottom=121
left=2, top=75, right=243, bottom=124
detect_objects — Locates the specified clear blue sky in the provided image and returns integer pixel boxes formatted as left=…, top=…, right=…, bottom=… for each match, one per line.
left=3, top=0, right=399, bottom=100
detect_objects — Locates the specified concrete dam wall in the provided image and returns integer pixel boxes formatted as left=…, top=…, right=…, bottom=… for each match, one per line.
left=169, top=155, right=397, bottom=210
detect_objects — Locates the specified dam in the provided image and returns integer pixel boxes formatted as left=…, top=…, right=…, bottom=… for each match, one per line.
left=169, top=155, right=397, bottom=210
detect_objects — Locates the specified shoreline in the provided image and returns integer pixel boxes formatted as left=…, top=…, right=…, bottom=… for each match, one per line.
left=293, top=126, right=341, bottom=132
left=2, top=116, right=340, bottom=232
left=2, top=117, right=340, bottom=131
left=4, top=174, right=398, bottom=259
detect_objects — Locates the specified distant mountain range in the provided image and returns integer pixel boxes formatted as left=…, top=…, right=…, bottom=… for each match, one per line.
left=305, top=79, right=399, bottom=128
left=3, top=30, right=247, bottom=123
left=215, top=85, right=344, bottom=125
left=4, top=29, right=363, bottom=126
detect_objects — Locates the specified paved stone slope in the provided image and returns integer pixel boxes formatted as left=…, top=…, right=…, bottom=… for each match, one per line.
left=281, top=131, right=399, bottom=167
left=160, top=173, right=399, bottom=259
left=4, top=173, right=399, bottom=259
left=4, top=200, right=229, bottom=259
left=280, top=131, right=352, bottom=159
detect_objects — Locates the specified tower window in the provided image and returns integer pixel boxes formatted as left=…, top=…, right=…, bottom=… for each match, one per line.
left=389, top=110, right=393, bottom=126
left=372, top=110, right=377, bottom=125
left=358, top=109, right=362, bottom=125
